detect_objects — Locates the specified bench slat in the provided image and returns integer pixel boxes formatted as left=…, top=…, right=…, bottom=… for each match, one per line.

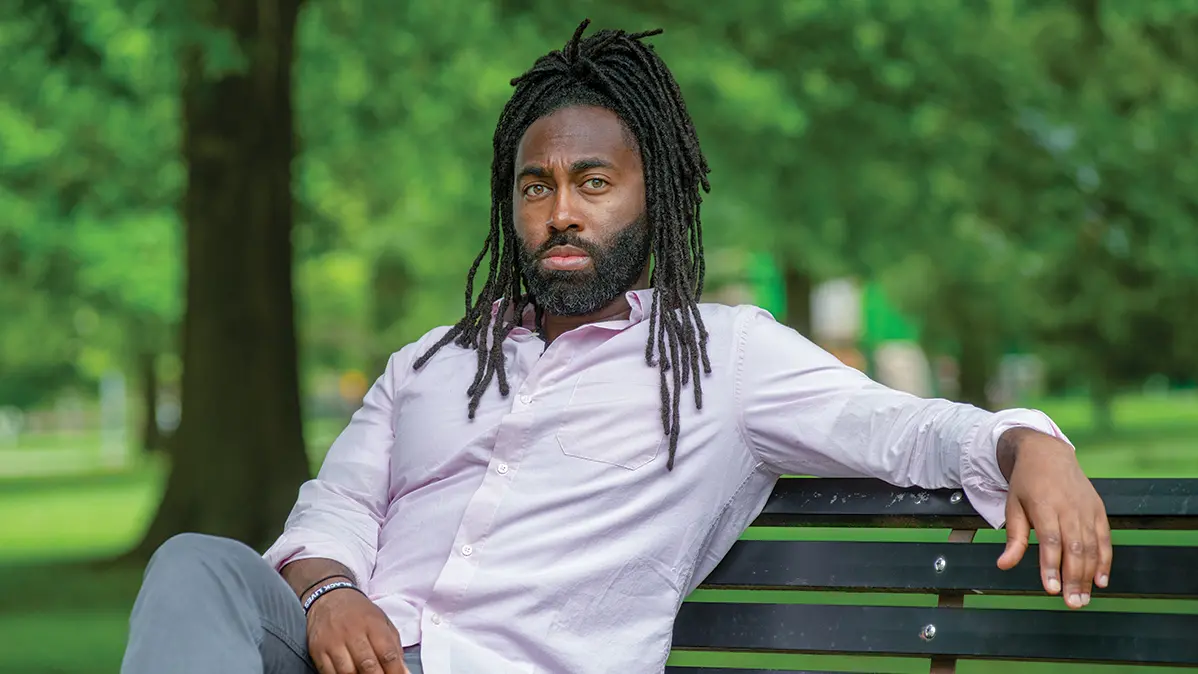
left=699, top=541, right=1198, bottom=597
left=673, top=603, right=1198, bottom=666
left=755, top=478, right=1198, bottom=529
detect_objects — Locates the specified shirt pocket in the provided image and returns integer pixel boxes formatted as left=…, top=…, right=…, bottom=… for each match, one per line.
left=553, top=381, right=665, bottom=470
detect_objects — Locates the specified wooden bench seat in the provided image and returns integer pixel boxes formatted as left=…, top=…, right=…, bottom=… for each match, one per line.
left=668, top=477, right=1198, bottom=672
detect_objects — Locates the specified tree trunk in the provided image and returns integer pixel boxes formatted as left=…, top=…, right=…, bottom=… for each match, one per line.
left=1091, top=376, right=1115, bottom=434
left=369, top=251, right=412, bottom=375
left=138, top=350, right=161, bottom=452
left=129, top=0, right=309, bottom=559
left=956, top=330, right=994, bottom=411
left=782, top=258, right=813, bottom=336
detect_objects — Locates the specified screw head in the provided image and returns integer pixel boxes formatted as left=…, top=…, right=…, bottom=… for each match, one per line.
left=934, top=556, right=947, bottom=573
left=950, top=491, right=963, bottom=504
left=921, top=624, right=937, bottom=641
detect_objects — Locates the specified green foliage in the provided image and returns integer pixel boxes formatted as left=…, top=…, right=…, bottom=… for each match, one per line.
left=3, top=0, right=1197, bottom=409
left=1, top=0, right=180, bottom=404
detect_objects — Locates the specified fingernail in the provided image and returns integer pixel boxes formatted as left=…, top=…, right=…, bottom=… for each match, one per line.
left=1097, top=574, right=1109, bottom=588
left=1081, top=593, right=1090, bottom=606
left=1047, top=578, right=1061, bottom=593
left=1069, top=593, right=1082, bottom=607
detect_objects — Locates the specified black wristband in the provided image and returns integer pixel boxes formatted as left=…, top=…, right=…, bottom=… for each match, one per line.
left=300, top=573, right=353, bottom=599
left=302, top=581, right=362, bottom=614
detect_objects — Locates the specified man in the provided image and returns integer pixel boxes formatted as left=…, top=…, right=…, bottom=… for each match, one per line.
left=122, top=20, right=1111, bottom=674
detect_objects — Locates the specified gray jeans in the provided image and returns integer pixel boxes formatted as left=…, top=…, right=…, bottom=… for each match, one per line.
left=122, top=533, right=422, bottom=674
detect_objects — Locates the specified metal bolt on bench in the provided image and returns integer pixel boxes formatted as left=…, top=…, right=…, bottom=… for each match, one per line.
left=667, top=477, right=1198, bottom=673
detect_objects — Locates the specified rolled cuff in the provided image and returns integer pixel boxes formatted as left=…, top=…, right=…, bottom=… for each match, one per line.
left=261, top=532, right=373, bottom=591
left=960, top=408, right=1074, bottom=529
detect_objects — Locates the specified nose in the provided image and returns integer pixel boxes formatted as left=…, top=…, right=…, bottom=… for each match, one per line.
left=548, top=185, right=583, bottom=233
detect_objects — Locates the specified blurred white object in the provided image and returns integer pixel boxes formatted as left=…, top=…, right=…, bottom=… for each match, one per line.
left=811, top=278, right=862, bottom=343
left=0, top=406, right=23, bottom=448
left=993, top=354, right=1046, bottom=407
left=874, top=341, right=933, bottom=397
left=100, top=370, right=128, bottom=466
left=708, top=283, right=755, bottom=307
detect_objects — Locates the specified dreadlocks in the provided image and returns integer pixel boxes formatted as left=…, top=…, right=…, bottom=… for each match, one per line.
left=413, top=19, right=712, bottom=469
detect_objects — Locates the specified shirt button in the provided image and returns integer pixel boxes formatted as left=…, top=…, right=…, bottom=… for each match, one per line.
left=430, top=613, right=441, bottom=625
left=519, top=394, right=532, bottom=405
left=497, top=463, right=509, bottom=474
left=461, top=544, right=473, bottom=557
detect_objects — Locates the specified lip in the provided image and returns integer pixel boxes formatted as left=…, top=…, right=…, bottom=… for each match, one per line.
left=540, top=245, right=592, bottom=271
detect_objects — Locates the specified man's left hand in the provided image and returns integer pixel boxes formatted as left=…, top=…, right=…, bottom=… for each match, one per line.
left=995, top=428, right=1112, bottom=609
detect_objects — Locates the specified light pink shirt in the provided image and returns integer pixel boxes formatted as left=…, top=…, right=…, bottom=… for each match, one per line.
left=263, top=289, right=1069, bottom=674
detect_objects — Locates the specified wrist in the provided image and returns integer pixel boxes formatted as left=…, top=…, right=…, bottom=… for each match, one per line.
left=997, top=426, right=1037, bottom=481
left=300, top=574, right=353, bottom=603
left=997, top=426, right=1074, bottom=481
left=302, top=579, right=361, bottom=615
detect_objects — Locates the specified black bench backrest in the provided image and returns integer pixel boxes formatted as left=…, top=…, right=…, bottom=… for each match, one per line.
left=668, top=477, right=1198, bottom=673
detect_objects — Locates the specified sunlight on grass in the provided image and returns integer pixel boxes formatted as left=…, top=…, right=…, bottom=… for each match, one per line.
left=0, top=469, right=161, bottom=563
left=1031, top=390, right=1198, bottom=437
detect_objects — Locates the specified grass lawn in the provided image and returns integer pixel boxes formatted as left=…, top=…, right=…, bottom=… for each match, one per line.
left=2, top=393, right=1196, bottom=673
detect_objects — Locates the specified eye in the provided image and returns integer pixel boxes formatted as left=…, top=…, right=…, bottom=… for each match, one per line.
left=523, top=184, right=549, bottom=198
left=584, top=178, right=608, bottom=190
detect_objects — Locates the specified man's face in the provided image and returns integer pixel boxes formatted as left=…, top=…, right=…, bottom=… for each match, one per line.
left=513, top=104, right=650, bottom=317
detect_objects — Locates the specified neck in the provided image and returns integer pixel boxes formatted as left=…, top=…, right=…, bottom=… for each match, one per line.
left=539, top=269, right=650, bottom=343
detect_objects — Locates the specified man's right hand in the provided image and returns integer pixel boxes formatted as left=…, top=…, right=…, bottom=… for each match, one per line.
left=306, top=588, right=408, bottom=674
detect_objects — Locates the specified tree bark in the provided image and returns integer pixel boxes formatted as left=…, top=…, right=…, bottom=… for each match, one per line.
left=956, top=328, right=995, bottom=411
left=138, top=350, right=161, bottom=452
left=369, top=251, right=412, bottom=376
left=1090, top=375, right=1115, bottom=434
left=129, top=0, right=309, bottom=559
left=782, top=257, right=813, bottom=336
left=945, top=287, right=996, bottom=411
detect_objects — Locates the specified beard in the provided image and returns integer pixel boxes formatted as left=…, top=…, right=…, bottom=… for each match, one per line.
left=519, top=214, right=651, bottom=317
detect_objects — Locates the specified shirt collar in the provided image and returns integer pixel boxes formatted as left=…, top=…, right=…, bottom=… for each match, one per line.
left=488, top=288, right=656, bottom=336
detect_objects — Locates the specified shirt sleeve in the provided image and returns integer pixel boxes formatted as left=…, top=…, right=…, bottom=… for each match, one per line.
left=261, top=348, right=412, bottom=586
left=734, top=307, right=1072, bottom=529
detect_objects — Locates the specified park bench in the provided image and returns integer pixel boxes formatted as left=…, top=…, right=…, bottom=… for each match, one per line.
left=667, top=477, right=1198, bottom=673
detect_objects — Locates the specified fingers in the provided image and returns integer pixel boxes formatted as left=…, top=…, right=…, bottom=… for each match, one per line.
left=367, top=625, right=407, bottom=674
left=997, top=498, right=1030, bottom=570
left=313, top=652, right=336, bottom=674
left=327, top=646, right=361, bottom=674
left=312, top=637, right=405, bottom=674
left=1031, top=506, right=1111, bottom=610
left=1095, top=512, right=1113, bottom=589
left=1079, top=517, right=1099, bottom=602
left=1036, top=519, right=1063, bottom=598
left=347, top=634, right=388, bottom=674
left=1058, top=514, right=1093, bottom=609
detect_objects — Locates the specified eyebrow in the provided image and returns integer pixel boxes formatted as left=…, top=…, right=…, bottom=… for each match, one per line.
left=516, top=157, right=616, bottom=181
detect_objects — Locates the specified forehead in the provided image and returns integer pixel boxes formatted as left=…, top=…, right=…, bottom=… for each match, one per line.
left=515, top=105, right=639, bottom=166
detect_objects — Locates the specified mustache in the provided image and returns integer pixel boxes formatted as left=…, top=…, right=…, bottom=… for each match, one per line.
left=531, top=231, right=601, bottom=259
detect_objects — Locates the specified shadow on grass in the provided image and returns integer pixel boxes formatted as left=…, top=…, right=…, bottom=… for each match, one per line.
left=0, top=557, right=144, bottom=613
left=0, top=558, right=144, bottom=674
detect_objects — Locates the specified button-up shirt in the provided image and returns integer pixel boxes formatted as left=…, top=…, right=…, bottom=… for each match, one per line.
left=263, top=289, right=1069, bottom=674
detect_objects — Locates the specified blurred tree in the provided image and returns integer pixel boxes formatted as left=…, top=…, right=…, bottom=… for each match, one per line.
left=1004, top=0, right=1198, bottom=428
left=9, top=0, right=314, bottom=552
left=0, top=0, right=182, bottom=422
left=4, top=0, right=1197, bottom=550
left=131, top=0, right=313, bottom=555
left=498, top=0, right=1049, bottom=408
left=531, top=1, right=1198, bottom=417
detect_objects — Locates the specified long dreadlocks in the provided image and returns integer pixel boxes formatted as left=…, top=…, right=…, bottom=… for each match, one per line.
left=413, top=19, right=712, bottom=469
